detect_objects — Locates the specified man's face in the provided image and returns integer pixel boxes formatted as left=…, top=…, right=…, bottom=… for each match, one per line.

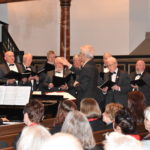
left=136, top=61, right=145, bottom=73
left=4, top=51, right=15, bottom=64
left=73, top=57, right=82, bottom=68
left=144, top=118, right=150, bottom=132
left=106, top=60, right=117, bottom=73
left=47, top=53, right=56, bottom=64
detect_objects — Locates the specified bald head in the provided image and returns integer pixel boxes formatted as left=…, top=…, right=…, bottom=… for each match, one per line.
left=136, top=60, right=146, bottom=73
left=4, top=51, right=15, bottom=64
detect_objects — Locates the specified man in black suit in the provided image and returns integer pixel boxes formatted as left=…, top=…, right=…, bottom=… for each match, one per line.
left=61, top=45, right=101, bottom=106
left=21, top=53, right=39, bottom=90
left=130, top=60, right=150, bottom=105
left=0, top=51, right=23, bottom=85
left=100, top=57, right=131, bottom=106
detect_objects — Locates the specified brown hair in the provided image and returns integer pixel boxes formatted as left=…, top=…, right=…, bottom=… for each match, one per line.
left=80, top=98, right=101, bottom=118
left=104, top=103, right=123, bottom=121
left=23, top=99, right=44, bottom=123
left=128, top=91, right=146, bottom=124
left=54, top=100, right=77, bottom=126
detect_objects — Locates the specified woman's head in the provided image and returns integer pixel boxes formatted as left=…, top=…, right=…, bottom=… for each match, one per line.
left=54, top=100, right=77, bottom=125
left=80, top=98, right=101, bottom=119
left=128, top=91, right=146, bottom=124
left=103, top=103, right=123, bottom=125
left=61, top=110, right=95, bottom=149
left=23, top=99, right=44, bottom=125
left=114, top=108, right=136, bottom=135
left=144, top=106, right=150, bottom=132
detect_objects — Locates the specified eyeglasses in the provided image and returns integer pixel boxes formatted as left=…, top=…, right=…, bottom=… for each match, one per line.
left=106, top=63, right=115, bottom=67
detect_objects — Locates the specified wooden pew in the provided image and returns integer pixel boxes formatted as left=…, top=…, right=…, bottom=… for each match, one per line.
left=0, top=147, right=15, bottom=150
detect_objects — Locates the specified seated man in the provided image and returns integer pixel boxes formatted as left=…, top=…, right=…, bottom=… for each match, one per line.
left=41, top=57, right=73, bottom=92
left=0, top=51, right=24, bottom=85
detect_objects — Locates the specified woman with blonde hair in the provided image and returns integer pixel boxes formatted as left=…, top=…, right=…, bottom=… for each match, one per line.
left=80, top=98, right=106, bottom=131
left=102, top=103, right=123, bottom=129
left=61, top=110, right=101, bottom=150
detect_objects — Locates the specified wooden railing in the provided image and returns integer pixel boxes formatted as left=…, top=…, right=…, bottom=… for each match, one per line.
left=0, top=21, right=24, bottom=63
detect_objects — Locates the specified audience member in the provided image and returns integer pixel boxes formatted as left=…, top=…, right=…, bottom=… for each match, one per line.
left=0, top=51, right=23, bottom=85
left=130, top=60, right=150, bottom=105
left=80, top=98, right=106, bottom=131
left=102, top=103, right=123, bottom=129
left=42, top=133, right=83, bottom=150
left=104, top=132, right=142, bottom=150
left=128, top=91, right=146, bottom=125
left=17, top=125, right=51, bottom=150
left=23, top=99, right=44, bottom=126
left=51, top=100, right=77, bottom=134
left=61, top=110, right=101, bottom=150
left=100, top=57, right=131, bottom=106
left=143, top=106, right=150, bottom=140
left=114, top=108, right=140, bottom=140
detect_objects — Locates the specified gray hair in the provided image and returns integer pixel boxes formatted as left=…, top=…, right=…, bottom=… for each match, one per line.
left=144, top=106, right=150, bottom=121
left=104, top=132, right=142, bottom=150
left=17, top=125, right=51, bottom=150
left=80, top=45, right=94, bottom=58
left=61, top=110, right=95, bottom=149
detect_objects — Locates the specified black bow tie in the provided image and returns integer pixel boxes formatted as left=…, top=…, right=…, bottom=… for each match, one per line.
left=26, top=66, right=31, bottom=69
left=110, top=72, right=116, bottom=75
left=9, top=64, right=14, bottom=66
left=136, top=73, right=141, bottom=76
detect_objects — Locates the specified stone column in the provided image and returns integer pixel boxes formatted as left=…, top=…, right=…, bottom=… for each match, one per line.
left=59, top=0, right=72, bottom=60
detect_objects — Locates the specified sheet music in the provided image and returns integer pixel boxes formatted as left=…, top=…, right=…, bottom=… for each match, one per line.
left=46, top=92, right=76, bottom=100
left=0, top=86, right=31, bottom=105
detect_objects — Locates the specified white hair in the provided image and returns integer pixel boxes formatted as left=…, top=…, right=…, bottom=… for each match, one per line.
left=144, top=106, right=150, bottom=121
left=104, top=132, right=142, bottom=150
left=42, top=133, right=83, bottom=150
left=80, top=45, right=94, bottom=58
left=17, top=125, right=51, bottom=150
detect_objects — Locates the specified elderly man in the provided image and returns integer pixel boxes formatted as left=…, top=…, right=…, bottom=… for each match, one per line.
left=41, top=57, right=72, bottom=92
left=100, top=57, right=131, bottom=106
left=61, top=45, right=101, bottom=106
left=21, top=53, right=39, bottom=90
left=0, top=51, right=23, bottom=85
left=130, top=60, right=150, bottom=105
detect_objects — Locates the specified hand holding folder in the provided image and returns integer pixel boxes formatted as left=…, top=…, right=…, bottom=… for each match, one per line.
left=98, top=80, right=116, bottom=89
left=130, top=79, right=145, bottom=86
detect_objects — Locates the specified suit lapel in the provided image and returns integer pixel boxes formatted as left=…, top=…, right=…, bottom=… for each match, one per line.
left=115, top=69, right=120, bottom=84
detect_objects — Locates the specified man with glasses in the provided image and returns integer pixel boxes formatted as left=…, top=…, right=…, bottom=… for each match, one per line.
left=100, top=57, right=131, bottom=106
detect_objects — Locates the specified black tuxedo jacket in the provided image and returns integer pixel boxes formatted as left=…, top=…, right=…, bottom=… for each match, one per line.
left=72, top=59, right=100, bottom=103
left=130, top=71, right=150, bottom=105
left=0, top=63, right=23, bottom=85
left=103, top=69, right=131, bottom=106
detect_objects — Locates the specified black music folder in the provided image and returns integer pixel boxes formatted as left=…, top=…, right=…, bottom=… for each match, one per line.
left=53, top=74, right=71, bottom=87
left=98, top=80, right=116, bottom=89
left=5, top=71, right=31, bottom=80
left=130, top=79, right=146, bottom=86
left=45, top=63, right=55, bottom=72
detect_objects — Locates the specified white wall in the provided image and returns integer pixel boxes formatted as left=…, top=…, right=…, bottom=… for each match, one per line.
left=129, top=0, right=148, bottom=52
left=0, top=0, right=149, bottom=56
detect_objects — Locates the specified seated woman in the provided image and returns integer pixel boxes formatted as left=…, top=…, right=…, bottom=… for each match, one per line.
left=128, top=91, right=146, bottom=125
left=61, top=110, right=102, bottom=150
left=102, top=103, right=123, bottom=129
left=23, top=99, right=44, bottom=126
left=41, top=57, right=73, bottom=92
left=50, top=100, right=77, bottom=134
left=17, top=125, right=51, bottom=150
left=142, top=106, right=150, bottom=140
left=80, top=98, right=106, bottom=131
left=114, top=107, right=141, bottom=140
